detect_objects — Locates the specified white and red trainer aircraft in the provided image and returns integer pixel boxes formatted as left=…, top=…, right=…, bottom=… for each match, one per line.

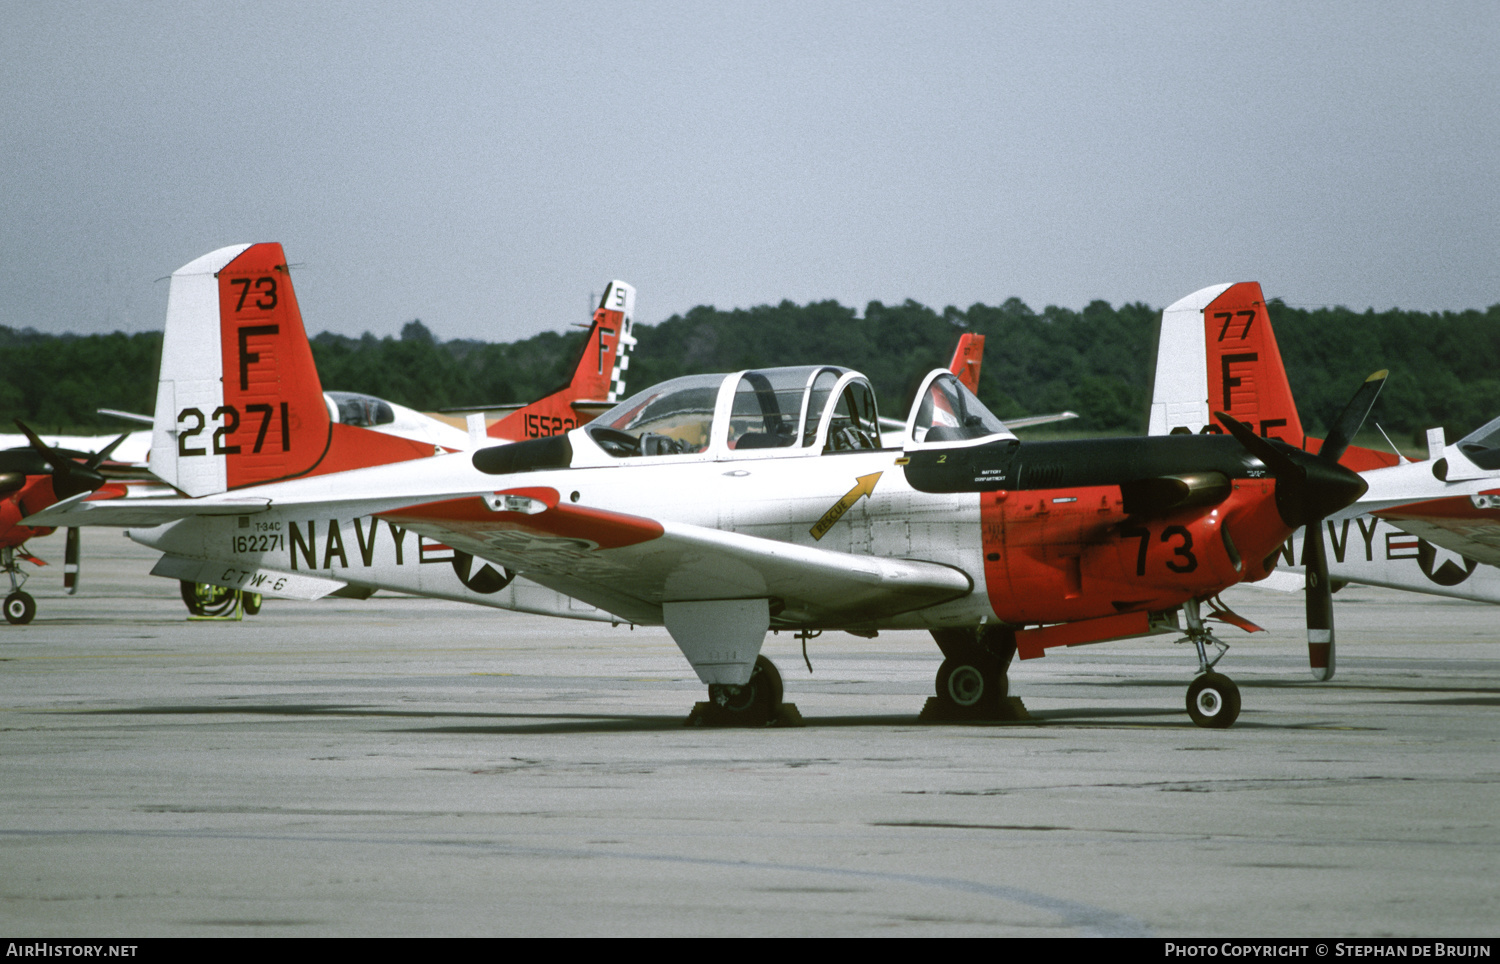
left=30, top=244, right=1381, bottom=727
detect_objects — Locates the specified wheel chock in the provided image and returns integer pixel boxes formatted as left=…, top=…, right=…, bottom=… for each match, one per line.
left=684, top=701, right=804, bottom=728
left=917, top=696, right=1033, bottom=723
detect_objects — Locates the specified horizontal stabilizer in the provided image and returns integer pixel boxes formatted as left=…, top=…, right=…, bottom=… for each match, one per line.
left=97, top=408, right=154, bottom=426
left=21, top=490, right=270, bottom=527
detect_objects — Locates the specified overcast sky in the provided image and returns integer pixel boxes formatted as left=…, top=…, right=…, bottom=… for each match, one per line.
left=2, top=1, right=1495, bottom=343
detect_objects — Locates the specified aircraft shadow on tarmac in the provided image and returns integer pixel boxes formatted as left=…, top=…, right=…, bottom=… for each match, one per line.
left=72, top=701, right=1246, bottom=734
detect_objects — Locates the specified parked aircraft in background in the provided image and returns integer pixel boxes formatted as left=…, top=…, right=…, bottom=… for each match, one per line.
left=445, top=281, right=637, bottom=442
left=879, top=332, right=1077, bottom=442
left=1, top=426, right=130, bottom=623
left=1148, top=281, right=1500, bottom=680
left=1, top=250, right=636, bottom=619
left=950, top=332, right=984, bottom=394
left=29, top=247, right=1382, bottom=728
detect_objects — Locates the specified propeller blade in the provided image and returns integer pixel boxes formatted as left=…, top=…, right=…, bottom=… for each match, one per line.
left=1217, top=411, right=1310, bottom=528
left=13, top=420, right=59, bottom=471
left=1215, top=411, right=1300, bottom=480
left=85, top=432, right=133, bottom=470
left=64, top=527, right=81, bottom=595
left=13, top=419, right=111, bottom=499
left=1318, top=370, right=1388, bottom=465
left=1302, top=521, right=1335, bottom=680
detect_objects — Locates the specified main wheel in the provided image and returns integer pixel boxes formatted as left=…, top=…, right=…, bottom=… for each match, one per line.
left=708, top=655, right=784, bottom=725
left=1186, top=672, right=1241, bottom=728
left=4, top=591, right=36, bottom=625
left=180, top=580, right=239, bottom=617
left=243, top=593, right=263, bottom=616
left=935, top=656, right=1006, bottom=713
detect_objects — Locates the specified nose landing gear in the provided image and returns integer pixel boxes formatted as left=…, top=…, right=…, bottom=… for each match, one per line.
left=1179, top=598, right=1242, bottom=728
left=3, top=548, right=36, bottom=625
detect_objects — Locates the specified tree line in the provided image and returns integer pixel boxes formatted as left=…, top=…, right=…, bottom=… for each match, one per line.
left=4, top=298, right=1498, bottom=449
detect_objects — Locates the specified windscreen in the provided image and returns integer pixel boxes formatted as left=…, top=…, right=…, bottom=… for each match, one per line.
left=1457, top=415, right=1500, bottom=470
left=910, top=372, right=1011, bottom=444
left=587, top=373, right=722, bottom=457
left=325, top=392, right=395, bottom=427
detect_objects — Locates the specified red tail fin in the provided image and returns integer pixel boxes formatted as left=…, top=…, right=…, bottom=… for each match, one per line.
left=152, top=243, right=434, bottom=496
left=1202, top=282, right=1305, bottom=445
left=488, top=281, right=636, bottom=441
left=1150, top=281, right=1398, bottom=469
left=948, top=333, right=984, bottom=395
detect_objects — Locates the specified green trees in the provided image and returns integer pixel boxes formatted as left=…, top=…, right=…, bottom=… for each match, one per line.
left=4, top=299, right=1498, bottom=442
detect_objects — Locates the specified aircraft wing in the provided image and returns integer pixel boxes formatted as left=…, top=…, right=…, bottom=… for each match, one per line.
left=1006, top=410, right=1079, bottom=429
left=379, top=492, right=974, bottom=627
left=1372, top=494, right=1500, bottom=568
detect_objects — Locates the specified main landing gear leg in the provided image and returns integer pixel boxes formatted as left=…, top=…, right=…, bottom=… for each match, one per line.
left=1180, top=598, right=1241, bottom=728
left=921, top=625, right=1029, bottom=722
left=3, top=547, right=36, bottom=626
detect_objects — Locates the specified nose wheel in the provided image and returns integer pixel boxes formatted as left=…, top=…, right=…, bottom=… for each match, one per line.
left=1187, top=672, right=1241, bottom=728
left=3, top=547, right=36, bottom=625
left=1179, top=599, right=1242, bottom=728
left=4, top=590, right=35, bottom=625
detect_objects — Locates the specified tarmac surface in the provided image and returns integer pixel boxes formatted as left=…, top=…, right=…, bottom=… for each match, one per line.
left=2, top=531, right=1497, bottom=937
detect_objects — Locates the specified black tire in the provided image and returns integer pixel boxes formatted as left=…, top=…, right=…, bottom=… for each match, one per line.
left=708, top=655, right=784, bottom=724
left=936, top=656, right=1006, bottom=713
left=1186, top=672, right=1241, bottom=728
left=243, top=593, right=262, bottom=616
left=4, top=591, right=36, bottom=625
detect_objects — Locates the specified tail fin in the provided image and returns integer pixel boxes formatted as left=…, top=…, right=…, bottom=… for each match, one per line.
left=1148, top=282, right=1304, bottom=445
left=150, top=243, right=433, bottom=497
left=488, top=281, right=636, bottom=441
left=1149, top=282, right=1399, bottom=469
left=948, top=333, right=984, bottom=394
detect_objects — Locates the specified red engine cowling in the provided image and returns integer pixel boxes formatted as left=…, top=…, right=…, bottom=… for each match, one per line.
left=1, top=475, right=60, bottom=548
left=981, top=480, right=1284, bottom=624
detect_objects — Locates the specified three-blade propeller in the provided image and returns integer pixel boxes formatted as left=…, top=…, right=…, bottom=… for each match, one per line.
left=1216, top=371, right=1387, bottom=680
left=9, top=421, right=131, bottom=595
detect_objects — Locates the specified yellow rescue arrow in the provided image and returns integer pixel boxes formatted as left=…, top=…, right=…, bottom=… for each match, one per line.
left=809, top=472, right=883, bottom=541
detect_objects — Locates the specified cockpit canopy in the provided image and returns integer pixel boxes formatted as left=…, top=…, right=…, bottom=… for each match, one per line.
left=585, top=366, right=883, bottom=461
left=325, top=391, right=396, bottom=428
left=1456, top=415, right=1500, bottom=470
left=904, top=370, right=1015, bottom=448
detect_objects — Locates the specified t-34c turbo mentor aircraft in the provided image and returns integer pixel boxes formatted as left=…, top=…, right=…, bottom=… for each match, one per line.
left=30, top=245, right=1381, bottom=728
left=1149, top=281, right=1500, bottom=680
left=14, top=244, right=1043, bottom=628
